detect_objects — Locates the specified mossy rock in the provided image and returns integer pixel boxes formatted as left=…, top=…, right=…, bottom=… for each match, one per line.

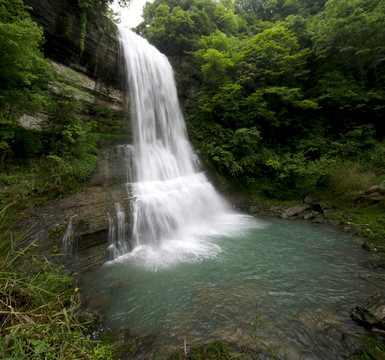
left=352, top=294, right=385, bottom=330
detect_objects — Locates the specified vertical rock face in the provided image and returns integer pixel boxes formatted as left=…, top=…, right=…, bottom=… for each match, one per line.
left=19, top=139, right=132, bottom=273
left=24, top=0, right=120, bottom=88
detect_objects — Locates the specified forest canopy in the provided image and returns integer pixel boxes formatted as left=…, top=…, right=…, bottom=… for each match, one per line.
left=137, top=0, right=385, bottom=199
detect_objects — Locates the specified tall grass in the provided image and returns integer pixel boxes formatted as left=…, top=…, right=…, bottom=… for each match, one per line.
left=0, top=207, right=113, bottom=359
left=326, top=160, right=376, bottom=198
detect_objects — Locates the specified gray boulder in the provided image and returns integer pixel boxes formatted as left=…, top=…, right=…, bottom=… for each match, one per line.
left=352, top=294, right=385, bottom=330
left=281, top=203, right=311, bottom=219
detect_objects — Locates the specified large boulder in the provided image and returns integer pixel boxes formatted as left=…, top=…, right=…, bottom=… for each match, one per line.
left=357, top=186, right=385, bottom=204
left=281, top=203, right=311, bottom=219
left=352, top=294, right=385, bottom=330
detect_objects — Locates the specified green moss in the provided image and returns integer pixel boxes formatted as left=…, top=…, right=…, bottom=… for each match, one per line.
left=349, top=333, right=385, bottom=360
left=65, top=18, right=73, bottom=38
left=80, top=10, right=87, bottom=53
left=49, top=224, right=66, bottom=238
left=76, top=218, right=90, bottom=227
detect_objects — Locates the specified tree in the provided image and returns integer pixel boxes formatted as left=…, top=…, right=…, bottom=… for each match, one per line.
left=241, top=25, right=309, bottom=86
left=312, top=0, right=385, bottom=87
left=0, top=0, right=51, bottom=166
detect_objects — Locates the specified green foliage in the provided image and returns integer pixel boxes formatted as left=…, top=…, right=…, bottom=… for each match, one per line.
left=350, top=328, right=385, bottom=359
left=80, top=9, right=87, bottom=53
left=0, top=208, right=115, bottom=359
left=0, top=0, right=52, bottom=165
left=89, top=105, right=130, bottom=134
left=0, top=132, right=102, bottom=224
left=140, top=0, right=385, bottom=205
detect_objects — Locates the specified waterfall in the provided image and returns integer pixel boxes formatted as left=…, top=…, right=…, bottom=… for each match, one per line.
left=62, top=215, right=77, bottom=254
left=117, top=28, right=229, bottom=260
left=107, top=203, right=129, bottom=259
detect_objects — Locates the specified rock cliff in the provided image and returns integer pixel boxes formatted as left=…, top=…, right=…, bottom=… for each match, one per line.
left=20, top=139, right=133, bottom=273
left=24, top=0, right=120, bottom=88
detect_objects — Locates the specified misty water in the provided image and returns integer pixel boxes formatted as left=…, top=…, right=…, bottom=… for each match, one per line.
left=81, top=28, right=384, bottom=359
left=82, top=215, right=383, bottom=359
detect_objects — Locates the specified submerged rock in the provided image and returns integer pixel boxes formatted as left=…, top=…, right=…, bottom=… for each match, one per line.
left=352, top=294, right=385, bottom=330
left=87, top=293, right=111, bottom=310
left=298, top=308, right=368, bottom=356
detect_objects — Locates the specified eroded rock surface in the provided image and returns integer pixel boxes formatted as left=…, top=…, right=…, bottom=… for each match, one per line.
left=19, top=139, right=132, bottom=273
left=352, top=293, right=385, bottom=330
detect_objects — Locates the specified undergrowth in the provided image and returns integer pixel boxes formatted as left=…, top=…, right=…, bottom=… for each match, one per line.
left=0, top=133, right=130, bottom=225
left=0, top=207, right=114, bottom=359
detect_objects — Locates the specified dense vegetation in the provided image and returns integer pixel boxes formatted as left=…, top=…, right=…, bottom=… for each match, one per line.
left=0, top=2, right=123, bottom=357
left=1, top=0, right=385, bottom=358
left=137, top=0, right=385, bottom=193
left=0, top=0, right=129, bottom=224
left=136, top=0, right=385, bottom=249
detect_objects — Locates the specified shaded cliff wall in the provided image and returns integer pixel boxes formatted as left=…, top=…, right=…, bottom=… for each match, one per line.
left=24, top=0, right=120, bottom=88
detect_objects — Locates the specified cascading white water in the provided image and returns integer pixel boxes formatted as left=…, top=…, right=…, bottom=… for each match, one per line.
left=118, top=28, right=230, bottom=257
left=62, top=214, right=77, bottom=254
left=107, top=203, right=129, bottom=259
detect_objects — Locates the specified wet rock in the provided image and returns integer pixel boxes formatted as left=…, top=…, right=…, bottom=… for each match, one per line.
left=25, top=0, right=119, bottom=88
left=352, top=294, right=385, bottom=330
left=106, top=328, right=159, bottom=359
left=269, top=205, right=285, bottom=215
left=78, top=308, right=105, bottom=337
left=328, top=219, right=341, bottom=226
left=79, top=308, right=105, bottom=324
left=342, top=213, right=358, bottom=220
left=312, top=215, right=325, bottom=223
left=248, top=203, right=267, bottom=215
left=18, top=139, right=133, bottom=273
left=323, top=209, right=332, bottom=218
left=343, top=226, right=359, bottom=234
left=281, top=203, right=311, bottom=219
left=304, top=211, right=319, bottom=220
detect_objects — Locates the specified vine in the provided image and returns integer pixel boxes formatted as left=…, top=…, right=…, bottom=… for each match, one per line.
left=79, top=9, right=87, bottom=53
left=65, top=18, right=72, bottom=39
